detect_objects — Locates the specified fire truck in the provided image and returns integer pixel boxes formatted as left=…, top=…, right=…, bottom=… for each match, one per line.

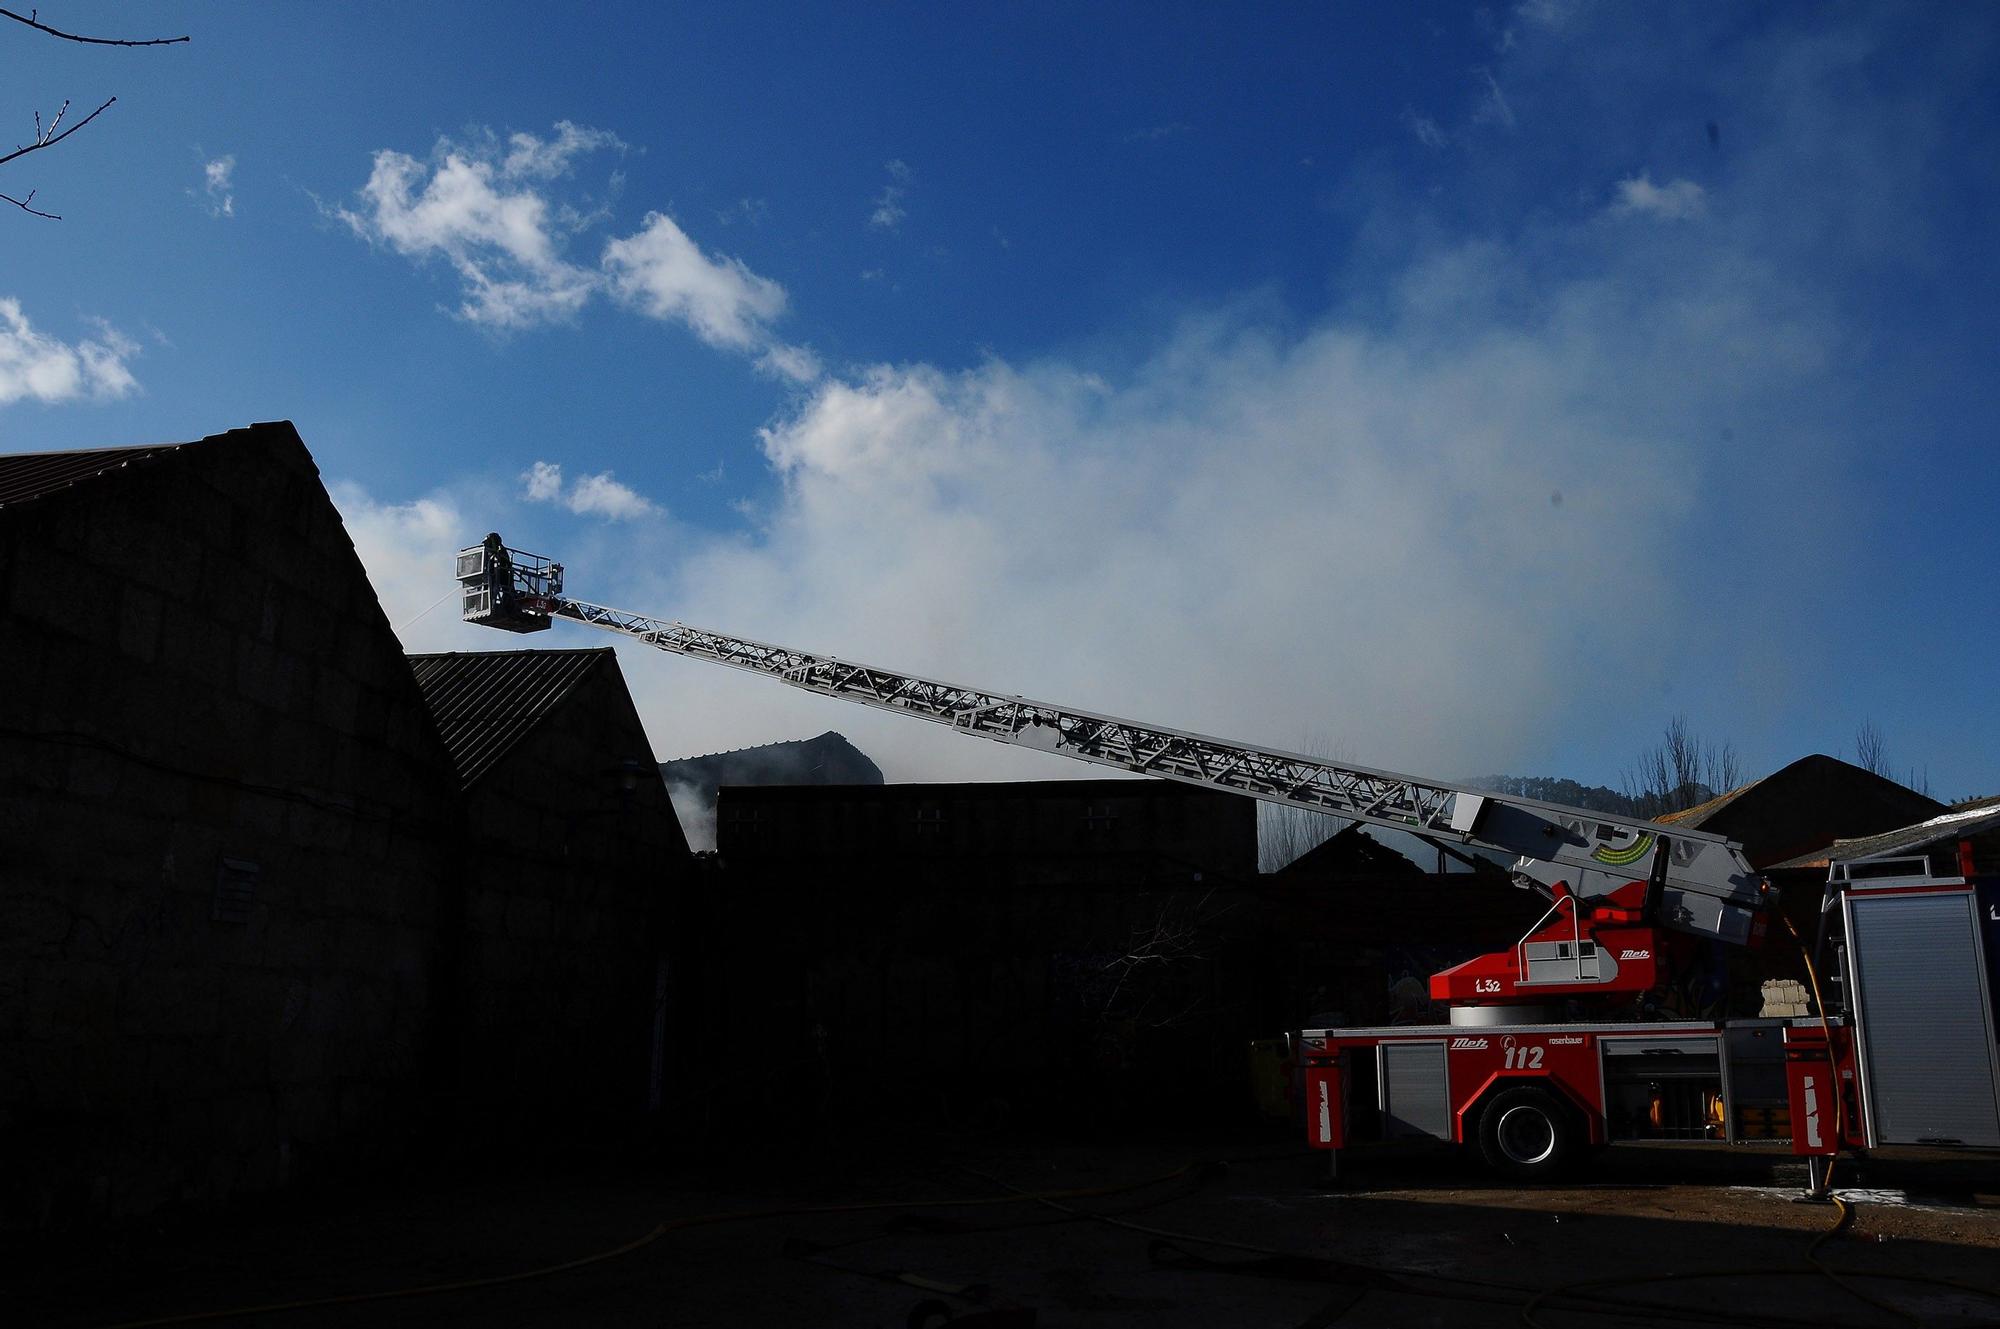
left=455, top=539, right=2000, bottom=1194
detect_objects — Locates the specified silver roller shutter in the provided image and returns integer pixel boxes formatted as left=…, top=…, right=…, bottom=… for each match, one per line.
left=1381, top=1041, right=1452, bottom=1141
left=1848, top=892, right=2000, bottom=1148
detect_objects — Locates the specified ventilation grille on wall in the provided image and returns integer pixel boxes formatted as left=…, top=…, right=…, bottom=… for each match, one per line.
left=213, top=857, right=259, bottom=924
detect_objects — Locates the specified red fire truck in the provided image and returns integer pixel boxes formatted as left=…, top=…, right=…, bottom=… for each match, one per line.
left=1300, top=855, right=1999, bottom=1193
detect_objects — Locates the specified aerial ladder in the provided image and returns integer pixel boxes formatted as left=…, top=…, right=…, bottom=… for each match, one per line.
left=455, top=536, right=1767, bottom=1017
left=456, top=538, right=2000, bottom=1186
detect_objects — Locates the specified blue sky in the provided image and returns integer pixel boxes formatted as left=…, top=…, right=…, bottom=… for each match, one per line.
left=5, top=2, right=1996, bottom=810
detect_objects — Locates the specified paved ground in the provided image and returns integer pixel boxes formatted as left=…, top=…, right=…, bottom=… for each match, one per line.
left=9, top=1133, right=2000, bottom=1328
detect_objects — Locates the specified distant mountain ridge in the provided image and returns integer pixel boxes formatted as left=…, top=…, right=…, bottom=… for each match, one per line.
left=1464, top=775, right=1657, bottom=818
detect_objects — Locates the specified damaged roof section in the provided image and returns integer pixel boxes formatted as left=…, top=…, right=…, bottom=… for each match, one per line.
left=409, top=648, right=610, bottom=789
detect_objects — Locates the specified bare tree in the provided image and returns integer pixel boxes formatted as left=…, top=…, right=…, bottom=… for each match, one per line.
left=1852, top=719, right=1892, bottom=778
left=1624, top=715, right=1742, bottom=819
left=1094, top=889, right=1230, bottom=1036
left=1853, top=720, right=1937, bottom=798
left=1257, top=728, right=1348, bottom=871
left=2, top=8, right=188, bottom=219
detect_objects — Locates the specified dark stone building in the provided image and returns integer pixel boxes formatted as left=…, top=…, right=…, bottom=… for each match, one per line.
left=0, top=425, right=461, bottom=1224
left=684, top=779, right=1264, bottom=1132
left=409, top=648, right=690, bottom=1138
left=1, top=426, right=693, bottom=1227
left=718, top=777, right=1254, bottom=887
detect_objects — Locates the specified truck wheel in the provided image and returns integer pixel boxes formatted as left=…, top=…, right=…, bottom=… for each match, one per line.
left=1477, top=1086, right=1577, bottom=1181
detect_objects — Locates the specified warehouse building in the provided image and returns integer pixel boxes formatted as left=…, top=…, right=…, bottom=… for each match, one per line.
left=0, top=425, right=691, bottom=1226
left=0, top=424, right=461, bottom=1224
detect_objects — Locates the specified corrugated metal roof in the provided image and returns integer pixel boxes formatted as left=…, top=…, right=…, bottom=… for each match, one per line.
left=1770, top=801, right=2000, bottom=869
left=408, top=649, right=609, bottom=789
left=0, top=441, right=186, bottom=509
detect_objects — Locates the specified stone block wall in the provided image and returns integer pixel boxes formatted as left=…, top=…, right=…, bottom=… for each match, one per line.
left=451, top=660, right=688, bottom=1141
left=1758, top=978, right=1813, bottom=1018
left=0, top=426, right=460, bottom=1226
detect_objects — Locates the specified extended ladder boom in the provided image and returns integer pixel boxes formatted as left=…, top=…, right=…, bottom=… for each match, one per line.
left=456, top=540, right=1765, bottom=946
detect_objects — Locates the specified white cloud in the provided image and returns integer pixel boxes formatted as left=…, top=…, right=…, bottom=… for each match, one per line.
left=328, top=481, right=484, bottom=651
left=591, top=85, right=1861, bottom=789
left=630, top=276, right=1769, bottom=784
left=1506, top=0, right=1578, bottom=41
left=199, top=155, right=235, bottom=217
left=1610, top=173, right=1708, bottom=221
left=338, top=123, right=817, bottom=376
left=566, top=471, right=656, bottom=520
left=0, top=299, right=138, bottom=405
left=521, top=460, right=658, bottom=520
left=716, top=196, right=769, bottom=227
left=336, top=133, right=603, bottom=328
left=869, top=159, right=910, bottom=231
left=500, top=120, right=626, bottom=180
left=1473, top=68, right=1517, bottom=130
left=756, top=342, right=823, bottom=384
left=869, top=188, right=907, bottom=231
left=1403, top=109, right=1449, bottom=150
left=602, top=211, right=787, bottom=351
left=522, top=459, right=564, bottom=501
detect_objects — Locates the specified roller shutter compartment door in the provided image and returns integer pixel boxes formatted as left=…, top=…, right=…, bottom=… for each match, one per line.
left=1848, top=892, right=2000, bottom=1148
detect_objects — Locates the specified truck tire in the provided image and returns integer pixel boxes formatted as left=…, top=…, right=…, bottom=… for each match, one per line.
left=1476, top=1085, right=1578, bottom=1181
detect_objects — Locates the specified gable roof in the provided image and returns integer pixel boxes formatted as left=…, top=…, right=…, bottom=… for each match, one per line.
left=1277, top=824, right=1425, bottom=879
left=0, top=440, right=187, bottom=509
left=1654, top=753, right=1946, bottom=869
left=408, top=648, right=609, bottom=788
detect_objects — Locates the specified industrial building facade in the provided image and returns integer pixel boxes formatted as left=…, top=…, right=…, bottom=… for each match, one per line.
left=0, top=425, right=689, bottom=1227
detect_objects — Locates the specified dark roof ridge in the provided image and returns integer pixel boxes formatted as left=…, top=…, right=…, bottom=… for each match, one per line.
left=0, top=421, right=312, bottom=511
left=0, top=439, right=186, bottom=508
left=1657, top=752, right=1945, bottom=828
left=723, top=776, right=1218, bottom=795
left=0, top=438, right=189, bottom=461
left=407, top=646, right=614, bottom=660
left=662, top=730, right=851, bottom=763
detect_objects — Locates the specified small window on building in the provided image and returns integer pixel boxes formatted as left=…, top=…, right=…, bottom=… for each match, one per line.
left=213, top=858, right=259, bottom=924
left=723, top=803, right=767, bottom=840
left=913, top=806, right=944, bottom=838
left=1084, top=804, right=1117, bottom=833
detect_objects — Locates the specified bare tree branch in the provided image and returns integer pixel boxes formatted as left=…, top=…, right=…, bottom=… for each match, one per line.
left=0, top=186, right=58, bottom=218
left=1, top=10, right=187, bottom=221
left=0, top=95, right=113, bottom=170
left=1854, top=720, right=1890, bottom=778
left=0, top=8, right=188, bottom=47
left=1624, top=715, right=1743, bottom=818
